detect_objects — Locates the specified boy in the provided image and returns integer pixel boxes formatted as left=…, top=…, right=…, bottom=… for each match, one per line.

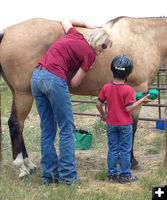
left=96, top=54, right=151, bottom=183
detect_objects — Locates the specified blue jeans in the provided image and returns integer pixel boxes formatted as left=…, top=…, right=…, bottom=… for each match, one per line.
left=31, top=68, right=78, bottom=184
left=107, top=124, right=132, bottom=177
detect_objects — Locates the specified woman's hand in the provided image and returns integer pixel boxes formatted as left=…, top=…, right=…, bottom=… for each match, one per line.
left=61, top=19, right=102, bottom=33
left=82, top=22, right=102, bottom=29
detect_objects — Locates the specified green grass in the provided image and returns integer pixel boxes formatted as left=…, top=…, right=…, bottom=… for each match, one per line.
left=1, top=164, right=166, bottom=200
left=0, top=78, right=12, bottom=116
left=0, top=88, right=12, bottom=116
left=71, top=95, right=96, bottom=113
left=1, top=85, right=167, bottom=200
left=146, top=135, right=163, bottom=154
left=91, top=119, right=107, bottom=149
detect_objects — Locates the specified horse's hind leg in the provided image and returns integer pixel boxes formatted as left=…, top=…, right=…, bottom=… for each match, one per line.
left=8, top=92, right=37, bottom=177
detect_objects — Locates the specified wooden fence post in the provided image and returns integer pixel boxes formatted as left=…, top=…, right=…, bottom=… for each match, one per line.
left=163, top=107, right=167, bottom=172
left=0, top=106, right=2, bottom=166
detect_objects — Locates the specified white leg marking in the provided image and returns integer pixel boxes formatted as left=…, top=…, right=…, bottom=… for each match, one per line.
left=13, top=153, right=24, bottom=169
left=13, top=153, right=30, bottom=178
left=24, top=158, right=37, bottom=172
left=19, top=165, right=30, bottom=178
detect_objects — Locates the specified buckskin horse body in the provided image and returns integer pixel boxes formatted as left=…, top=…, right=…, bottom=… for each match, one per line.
left=0, top=17, right=167, bottom=177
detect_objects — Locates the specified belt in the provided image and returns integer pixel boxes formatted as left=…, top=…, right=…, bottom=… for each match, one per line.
left=38, top=65, right=47, bottom=70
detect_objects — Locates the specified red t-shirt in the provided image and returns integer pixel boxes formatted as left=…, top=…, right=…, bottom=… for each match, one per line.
left=37, top=27, right=96, bottom=81
left=98, top=82, right=134, bottom=125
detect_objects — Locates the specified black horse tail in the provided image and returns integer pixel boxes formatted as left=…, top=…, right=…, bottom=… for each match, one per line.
left=0, top=30, right=4, bottom=163
left=0, top=30, right=5, bottom=77
left=0, top=31, right=4, bottom=43
left=0, top=30, right=4, bottom=73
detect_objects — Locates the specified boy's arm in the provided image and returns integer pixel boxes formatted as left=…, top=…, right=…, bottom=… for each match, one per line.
left=126, top=94, right=151, bottom=112
left=96, top=99, right=107, bottom=121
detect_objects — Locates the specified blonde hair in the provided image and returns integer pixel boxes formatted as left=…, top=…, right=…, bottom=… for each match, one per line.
left=87, top=29, right=112, bottom=48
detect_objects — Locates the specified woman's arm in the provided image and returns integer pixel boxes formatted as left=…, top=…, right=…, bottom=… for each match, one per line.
left=61, top=19, right=98, bottom=34
left=70, top=68, right=87, bottom=88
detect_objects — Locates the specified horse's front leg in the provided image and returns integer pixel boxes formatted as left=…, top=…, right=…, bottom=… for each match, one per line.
left=8, top=92, right=37, bottom=177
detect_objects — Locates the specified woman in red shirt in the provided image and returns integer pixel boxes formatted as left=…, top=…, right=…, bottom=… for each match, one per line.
left=31, top=19, right=112, bottom=184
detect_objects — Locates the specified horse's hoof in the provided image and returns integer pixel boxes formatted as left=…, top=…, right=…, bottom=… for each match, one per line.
left=24, top=158, right=37, bottom=173
left=29, top=167, right=38, bottom=174
left=131, top=162, right=142, bottom=170
left=19, top=173, right=30, bottom=179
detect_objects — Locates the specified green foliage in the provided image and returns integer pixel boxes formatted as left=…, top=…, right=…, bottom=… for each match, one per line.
left=91, top=119, right=107, bottom=149
left=92, top=119, right=106, bottom=135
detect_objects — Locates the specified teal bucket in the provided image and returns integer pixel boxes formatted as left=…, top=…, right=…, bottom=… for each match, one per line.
left=74, top=129, right=93, bottom=150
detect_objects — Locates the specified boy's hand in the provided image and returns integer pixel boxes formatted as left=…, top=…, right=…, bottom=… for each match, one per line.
left=100, top=114, right=107, bottom=121
left=141, top=94, right=152, bottom=103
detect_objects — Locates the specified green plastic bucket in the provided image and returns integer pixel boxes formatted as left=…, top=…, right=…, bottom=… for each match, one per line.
left=74, top=129, right=93, bottom=150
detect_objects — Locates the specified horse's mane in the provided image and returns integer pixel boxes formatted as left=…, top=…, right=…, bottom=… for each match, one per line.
left=106, top=16, right=126, bottom=26
left=105, top=16, right=167, bottom=27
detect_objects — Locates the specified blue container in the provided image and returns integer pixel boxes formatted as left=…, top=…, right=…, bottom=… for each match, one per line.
left=156, top=120, right=166, bottom=130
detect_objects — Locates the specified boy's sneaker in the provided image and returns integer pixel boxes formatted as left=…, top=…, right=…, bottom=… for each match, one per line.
left=119, top=175, right=138, bottom=184
left=107, top=174, right=118, bottom=183
left=54, top=178, right=59, bottom=184
left=43, top=178, right=59, bottom=185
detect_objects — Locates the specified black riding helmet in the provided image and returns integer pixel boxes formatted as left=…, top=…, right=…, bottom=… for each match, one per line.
left=111, top=54, right=133, bottom=78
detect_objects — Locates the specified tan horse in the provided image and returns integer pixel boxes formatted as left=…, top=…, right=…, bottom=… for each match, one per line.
left=1, top=17, right=167, bottom=177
